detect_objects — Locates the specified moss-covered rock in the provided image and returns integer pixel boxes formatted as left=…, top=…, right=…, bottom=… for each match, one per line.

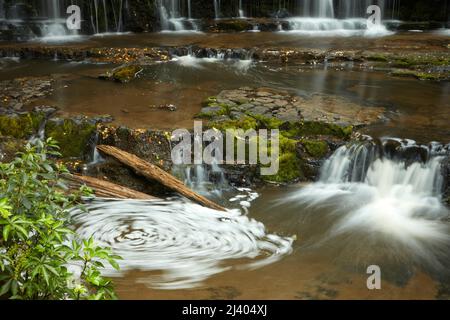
left=0, top=136, right=26, bottom=163
left=302, top=139, right=329, bottom=158
left=285, top=121, right=353, bottom=139
left=0, top=112, right=45, bottom=139
left=390, top=69, right=448, bottom=81
left=99, top=64, right=143, bottom=83
left=45, top=118, right=96, bottom=158
left=262, top=135, right=303, bottom=183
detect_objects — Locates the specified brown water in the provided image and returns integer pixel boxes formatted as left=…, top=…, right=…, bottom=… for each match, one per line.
left=1, top=57, right=449, bottom=142
left=109, top=186, right=447, bottom=300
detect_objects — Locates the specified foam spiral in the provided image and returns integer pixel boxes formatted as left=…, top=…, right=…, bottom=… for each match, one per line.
left=71, top=198, right=293, bottom=289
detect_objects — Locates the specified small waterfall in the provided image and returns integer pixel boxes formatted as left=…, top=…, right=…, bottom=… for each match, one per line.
left=40, top=0, right=71, bottom=40
left=88, top=132, right=104, bottom=166
left=213, top=0, right=221, bottom=19
left=282, top=0, right=392, bottom=36
left=319, top=138, right=445, bottom=195
left=187, top=0, right=192, bottom=19
left=158, top=0, right=198, bottom=31
left=338, top=0, right=386, bottom=19
left=171, top=47, right=254, bottom=71
left=285, top=137, right=449, bottom=256
left=89, top=0, right=126, bottom=35
left=239, top=0, right=245, bottom=18
left=171, top=136, right=228, bottom=197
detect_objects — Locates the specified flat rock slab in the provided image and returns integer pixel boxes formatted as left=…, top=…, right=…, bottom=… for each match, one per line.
left=202, top=87, right=386, bottom=127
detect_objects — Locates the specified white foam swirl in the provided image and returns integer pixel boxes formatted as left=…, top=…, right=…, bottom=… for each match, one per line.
left=71, top=199, right=293, bottom=289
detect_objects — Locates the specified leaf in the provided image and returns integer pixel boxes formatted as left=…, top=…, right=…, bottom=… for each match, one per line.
left=11, top=280, right=18, bottom=296
left=0, top=279, right=12, bottom=296
left=43, top=163, right=54, bottom=173
left=108, top=259, right=120, bottom=271
left=45, top=264, right=59, bottom=276
left=3, top=225, right=11, bottom=241
left=41, top=267, right=50, bottom=286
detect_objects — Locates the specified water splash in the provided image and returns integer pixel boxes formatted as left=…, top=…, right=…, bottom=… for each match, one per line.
left=284, top=138, right=450, bottom=265
left=71, top=199, right=293, bottom=289
left=281, top=18, right=393, bottom=37
left=171, top=49, right=254, bottom=72
left=158, top=0, right=199, bottom=32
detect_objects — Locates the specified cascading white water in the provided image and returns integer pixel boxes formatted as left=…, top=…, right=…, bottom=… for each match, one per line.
left=285, top=138, right=449, bottom=262
left=158, top=0, right=199, bottom=32
left=171, top=133, right=228, bottom=197
left=187, top=0, right=192, bottom=19
left=284, top=0, right=392, bottom=37
left=171, top=48, right=254, bottom=72
left=239, top=0, right=245, bottom=18
left=213, top=0, right=221, bottom=19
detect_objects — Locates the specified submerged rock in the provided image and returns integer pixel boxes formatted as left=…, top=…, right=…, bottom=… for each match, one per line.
left=0, top=76, right=53, bottom=112
left=99, top=64, right=143, bottom=83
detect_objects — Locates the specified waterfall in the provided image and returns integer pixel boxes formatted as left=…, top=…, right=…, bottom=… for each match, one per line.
left=158, top=0, right=198, bottom=31
left=111, top=0, right=125, bottom=32
left=338, top=0, right=386, bottom=19
left=239, top=0, right=245, bottom=18
left=214, top=0, right=221, bottom=19
left=285, top=137, right=449, bottom=255
left=188, top=0, right=192, bottom=19
left=282, top=0, right=392, bottom=36
left=88, top=132, right=104, bottom=166
left=171, top=135, right=228, bottom=197
left=314, top=0, right=334, bottom=18
left=92, top=0, right=99, bottom=34
left=103, top=0, right=109, bottom=32
left=319, top=138, right=445, bottom=195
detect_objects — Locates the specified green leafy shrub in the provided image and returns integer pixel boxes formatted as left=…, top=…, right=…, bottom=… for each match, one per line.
left=0, top=138, right=121, bottom=300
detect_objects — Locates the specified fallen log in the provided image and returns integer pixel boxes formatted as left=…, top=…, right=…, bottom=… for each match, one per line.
left=97, top=145, right=226, bottom=211
left=65, top=174, right=157, bottom=200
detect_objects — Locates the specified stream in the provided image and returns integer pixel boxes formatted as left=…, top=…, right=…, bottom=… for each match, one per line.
left=1, top=2, right=450, bottom=298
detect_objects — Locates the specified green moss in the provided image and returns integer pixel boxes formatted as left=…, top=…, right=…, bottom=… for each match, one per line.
left=210, top=116, right=258, bottom=131
left=263, top=152, right=303, bottom=183
left=0, top=112, right=45, bottom=139
left=203, top=96, right=218, bottom=106
left=415, top=72, right=446, bottom=81
left=45, top=119, right=96, bottom=158
left=391, top=69, right=447, bottom=81
left=367, top=54, right=389, bottom=62
left=112, top=65, right=143, bottom=83
left=251, top=114, right=284, bottom=129
left=262, top=135, right=303, bottom=183
left=286, top=121, right=353, bottom=139
left=385, top=54, right=450, bottom=69
left=302, top=139, right=329, bottom=158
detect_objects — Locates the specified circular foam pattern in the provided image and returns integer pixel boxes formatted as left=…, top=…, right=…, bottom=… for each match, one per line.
left=70, top=198, right=293, bottom=289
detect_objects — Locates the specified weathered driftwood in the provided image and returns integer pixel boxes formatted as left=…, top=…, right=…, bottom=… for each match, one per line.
left=66, top=174, right=157, bottom=200
left=97, top=145, right=226, bottom=211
